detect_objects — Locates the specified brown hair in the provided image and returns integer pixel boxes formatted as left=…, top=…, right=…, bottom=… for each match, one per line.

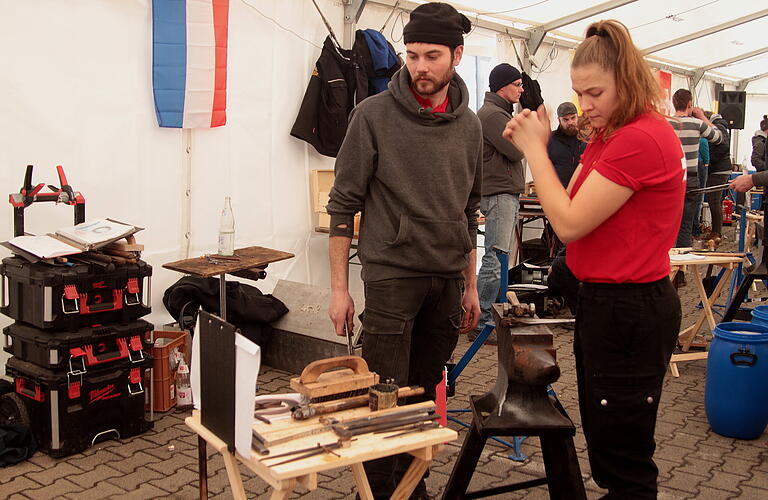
left=572, top=20, right=662, bottom=138
left=672, top=89, right=692, bottom=112
left=761, top=115, right=768, bottom=132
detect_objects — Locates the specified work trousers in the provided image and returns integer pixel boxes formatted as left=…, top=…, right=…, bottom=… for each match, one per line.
left=477, top=193, right=520, bottom=331
left=575, top=278, right=680, bottom=499
left=692, top=163, right=708, bottom=237
left=676, top=182, right=699, bottom=248
left=361, top=276, right=464, bottom=499
left=706, top=172, right=730, bottom=235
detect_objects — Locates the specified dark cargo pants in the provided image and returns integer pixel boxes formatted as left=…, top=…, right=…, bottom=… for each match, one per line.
left=361, top=276, right=464, bottom=499
left=575, top=278, right=680, bottom=499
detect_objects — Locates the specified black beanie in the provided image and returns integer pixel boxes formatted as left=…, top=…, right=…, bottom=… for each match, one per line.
left=403, top=2, right=472, bottom=48
left=489, top=63, right=522, bottom=93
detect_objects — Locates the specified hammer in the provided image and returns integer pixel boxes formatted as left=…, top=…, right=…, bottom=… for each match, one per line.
left=501, top=291, right=575, bottom=328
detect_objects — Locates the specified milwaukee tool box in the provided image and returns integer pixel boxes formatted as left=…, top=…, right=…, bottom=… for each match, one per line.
left=3, top=355, right=153, bottom=457
left=0, top=256, right=152, bottom=330
left=3, top=319, right=153, bottom=371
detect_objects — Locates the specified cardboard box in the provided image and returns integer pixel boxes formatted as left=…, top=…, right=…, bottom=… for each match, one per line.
left=311, top=169, right=360, bottom=233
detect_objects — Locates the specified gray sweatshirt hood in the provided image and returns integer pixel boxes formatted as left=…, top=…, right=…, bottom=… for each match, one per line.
left=755, top=130, right=767, bottom=139
left=388, top=65, right=471, bottom=125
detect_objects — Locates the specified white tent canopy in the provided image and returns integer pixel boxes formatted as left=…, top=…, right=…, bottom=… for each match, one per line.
left=0, top=1, right=766, bottom=372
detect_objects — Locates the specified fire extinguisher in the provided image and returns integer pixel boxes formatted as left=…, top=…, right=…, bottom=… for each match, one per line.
left=723, top=197, right=733, bottom=225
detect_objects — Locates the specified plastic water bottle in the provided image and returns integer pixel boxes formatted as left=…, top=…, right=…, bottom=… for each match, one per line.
left=176, top=357, right=193, bottom=410
left=218, top=196, right=235, bottom=256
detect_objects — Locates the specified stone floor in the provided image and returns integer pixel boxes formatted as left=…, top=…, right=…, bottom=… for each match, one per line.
left=2, top=226, right=767, bottom=499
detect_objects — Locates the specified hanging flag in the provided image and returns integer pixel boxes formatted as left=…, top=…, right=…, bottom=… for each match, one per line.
left=152, top=0, right=229, bottom=128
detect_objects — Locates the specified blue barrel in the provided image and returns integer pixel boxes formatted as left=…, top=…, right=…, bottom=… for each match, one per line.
left=751, top=305, right=768, bottom=328
left=705, top=322, right=768, bottom=439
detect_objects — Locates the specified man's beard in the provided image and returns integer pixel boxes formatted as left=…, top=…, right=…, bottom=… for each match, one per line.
left=562, top=124, right=578, bottom=136
left=412, top=68, right=454, bottom=96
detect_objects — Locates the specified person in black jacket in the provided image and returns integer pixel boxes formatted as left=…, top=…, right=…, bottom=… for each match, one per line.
left=704, top=111, right=732, bottom=241
left=547, top=102, right=587, bottom=187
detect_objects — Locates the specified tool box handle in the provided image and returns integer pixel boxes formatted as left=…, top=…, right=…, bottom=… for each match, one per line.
left=10, top=165, right=85, bottom=237
left=70, top=338, right=131, bottom=367
left=299, top=355, right=371, bottom=383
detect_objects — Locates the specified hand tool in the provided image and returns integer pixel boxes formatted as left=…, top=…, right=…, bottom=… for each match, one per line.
left=344, top=322, right=354, bottom=355
left=290, top=355, right=379, bottom=403
left=687, top=183, right=730, bottom=194
left=292, top=386, right=424, bottom=420
left=259, top=438, right=353, bottom=463
left=381, top=421, right=440, bottom=439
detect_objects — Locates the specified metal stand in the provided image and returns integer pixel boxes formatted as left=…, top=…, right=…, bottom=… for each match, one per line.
left=446, top=248, right=529, bottom=460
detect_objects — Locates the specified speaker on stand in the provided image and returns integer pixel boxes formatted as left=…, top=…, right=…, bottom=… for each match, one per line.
left=718, top=91, right=746, bottom=130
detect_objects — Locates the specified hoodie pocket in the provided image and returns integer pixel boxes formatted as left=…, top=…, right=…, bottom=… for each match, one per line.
left=383, top=215, right=472, bottom=273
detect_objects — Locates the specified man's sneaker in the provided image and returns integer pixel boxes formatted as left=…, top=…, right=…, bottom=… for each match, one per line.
left=467, top=327, right=497, bottom=346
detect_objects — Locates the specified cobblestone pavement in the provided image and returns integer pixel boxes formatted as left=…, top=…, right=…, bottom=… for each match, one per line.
left=2, top=228, right=767, bottom=499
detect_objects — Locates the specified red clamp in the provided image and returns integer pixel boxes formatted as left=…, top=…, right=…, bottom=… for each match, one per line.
left=129, top=367, right=141, bottom=384
left=68, top=381, right=81, bottom=399
left=126, top=278, right=140, bottom=294
left=63, top=284, right=79, bottom=300
left=129, top=335, right=143, bottom=352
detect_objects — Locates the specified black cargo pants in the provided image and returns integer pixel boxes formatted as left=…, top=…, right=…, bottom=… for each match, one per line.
left=575, top=278, right=680, bottom=499
left=360, top=276, right=464, bottom=499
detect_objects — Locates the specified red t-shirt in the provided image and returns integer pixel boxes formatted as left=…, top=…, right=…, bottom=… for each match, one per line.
left=566, top=112, right=685, bottom=283
left=410, top=87, right=449, bottom=113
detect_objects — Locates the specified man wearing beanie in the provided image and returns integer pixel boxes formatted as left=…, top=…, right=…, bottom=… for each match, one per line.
left=327, top=3, right=481, bottom=498
left=473, top=62, right=525, bottom=345
left=547, top=101, right=587, bottom=188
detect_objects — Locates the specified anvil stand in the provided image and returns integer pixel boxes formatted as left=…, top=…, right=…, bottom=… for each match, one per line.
left=442, top=304, right=586, bottom=500
left=446, top=248, right=528, bottom=460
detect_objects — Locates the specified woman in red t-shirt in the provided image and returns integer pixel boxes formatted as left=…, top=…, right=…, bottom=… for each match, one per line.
left=504, top=20, right=684, bottom=499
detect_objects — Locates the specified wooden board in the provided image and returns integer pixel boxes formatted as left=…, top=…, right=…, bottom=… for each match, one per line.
left=163, top=246, right=294, bottom=278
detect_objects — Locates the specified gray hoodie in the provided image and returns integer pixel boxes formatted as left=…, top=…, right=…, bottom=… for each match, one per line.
left=327, top=66, right=483, bottom=282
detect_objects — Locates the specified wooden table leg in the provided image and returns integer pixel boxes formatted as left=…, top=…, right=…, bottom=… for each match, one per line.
left=681, top=267, right=734, bottom=351
left=269, top=479, right=297, bottom=500
left=198, top=435, right=208, bottom=500
left=390, top=454, right=431, bottom=500
left=222, top=449, right=247, bottom=499
left=352, top=462, right=375, bottom=500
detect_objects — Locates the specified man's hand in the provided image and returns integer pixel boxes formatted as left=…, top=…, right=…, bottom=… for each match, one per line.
left=329, top=290, right=355, bottom=336
left=691, top=107, right=705, bottom=120
left=459, top=287, right=481, bottom=334
left=503, top=107, right=550, bottom=155
left=730, top=173, right=754, bottom=193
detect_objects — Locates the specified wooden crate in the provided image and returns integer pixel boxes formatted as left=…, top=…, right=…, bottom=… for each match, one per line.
left=310, top=169, right=360, bottom=233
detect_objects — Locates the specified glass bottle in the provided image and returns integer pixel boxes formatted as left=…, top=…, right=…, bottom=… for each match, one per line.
left=218, top=196, right=235, bottom=256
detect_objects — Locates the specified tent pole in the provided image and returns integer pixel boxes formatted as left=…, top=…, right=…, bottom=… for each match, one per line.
left=181, top=129, right=193, bottom=259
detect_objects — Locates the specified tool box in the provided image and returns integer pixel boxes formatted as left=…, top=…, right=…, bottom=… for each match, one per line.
left=3, top=319, right=153, bottom=371
left=1, top=256, right=152, bottom=330
left=4, top=355, right=153, bottom=457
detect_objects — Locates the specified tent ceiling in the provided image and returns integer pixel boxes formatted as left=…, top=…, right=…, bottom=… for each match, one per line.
left=394, top=0, right=766, bottom=84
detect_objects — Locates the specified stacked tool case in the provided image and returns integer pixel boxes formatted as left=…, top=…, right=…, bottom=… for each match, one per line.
left=0, top=167, right=154, bottom=457
left=1, top=259, right=155, bottom=457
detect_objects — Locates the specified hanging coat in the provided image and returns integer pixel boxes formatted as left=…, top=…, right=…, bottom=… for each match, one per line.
left=290, top=37, right=366, bottom=158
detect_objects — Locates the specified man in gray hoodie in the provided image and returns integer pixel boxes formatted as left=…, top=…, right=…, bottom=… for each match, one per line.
left=326, top=3, right=482, bottom=498
left=472, top=63, right=525, bottom=345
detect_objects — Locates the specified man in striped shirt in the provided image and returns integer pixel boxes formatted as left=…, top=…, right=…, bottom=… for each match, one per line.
left=667, top=89, right=722, bottom=248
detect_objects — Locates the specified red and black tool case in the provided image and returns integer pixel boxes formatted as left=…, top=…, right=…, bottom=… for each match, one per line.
left=4, top=355, right=153, bottom=457
left=0, top=256, right=152, bottom=330
left=3, top=319, right=152, bottom=372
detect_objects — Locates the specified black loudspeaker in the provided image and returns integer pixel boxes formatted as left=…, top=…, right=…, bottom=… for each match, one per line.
left=718, top=91, right=746, bottom=129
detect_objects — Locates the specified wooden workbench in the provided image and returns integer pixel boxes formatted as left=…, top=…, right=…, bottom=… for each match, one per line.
left=185, top=401, right=458, bottom=500
left=668, top=251, right=745, bottom=377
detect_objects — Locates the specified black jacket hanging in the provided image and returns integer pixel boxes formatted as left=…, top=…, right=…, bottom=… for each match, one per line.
left=290, top=36, right=366, bottom=158
left=519, top=72, right=544, bottom=111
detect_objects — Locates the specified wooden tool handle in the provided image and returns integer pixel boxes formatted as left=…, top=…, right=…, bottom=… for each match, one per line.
left=294, top=386, right=426, bottom=419
left=506, top=291, right=520, bottom=305
left=299, top=355, right=370, bottom=383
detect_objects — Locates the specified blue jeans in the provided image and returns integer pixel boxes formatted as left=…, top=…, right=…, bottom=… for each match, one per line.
left=477, top=193, right=520, bottom=330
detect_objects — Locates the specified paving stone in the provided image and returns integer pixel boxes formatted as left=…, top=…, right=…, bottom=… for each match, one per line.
left=65, top=449, right=124, bottom=472
left=67, top=464, right=124, bottom=489
left=23, top=478, right=83, bottom=500
left=700, top=470, right=748, bottom=493
left=64, top=481, right=126, bottom=499
left=716, top=456, right=757, bottom=478
left=659, top=469, right=706, bottom=494
left=148, top=467, right=199, bottom=495
left=107, top=467, right=165, bottom=491
left=107, top=450, right=163, bottom=474
left=107, top=483, right=168, bottom=500
left=0, top=476, right=45, bottom=497
left=0, top=460, right=43, bottom=483
left=695, top=486, right=742, bottom=499
left=26, top=462, right=84, bottom=487
left=106, top=437, right=156, bottom=458
left=739, top=484, right=768, bottom=498
left=671, top=456, right=718, bottom=478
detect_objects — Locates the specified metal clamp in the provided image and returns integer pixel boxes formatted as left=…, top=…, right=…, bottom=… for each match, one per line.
left=128, top=348, right=145, bottom=364
left=68, top=355, right=87, bottom=376
left=128, top=380, right=144, bottom=396
left=66, top=371, right=83, bottom=398
left=61, top=294, right=80, bottom=314
left=124, top=292, right=140, bottom=306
